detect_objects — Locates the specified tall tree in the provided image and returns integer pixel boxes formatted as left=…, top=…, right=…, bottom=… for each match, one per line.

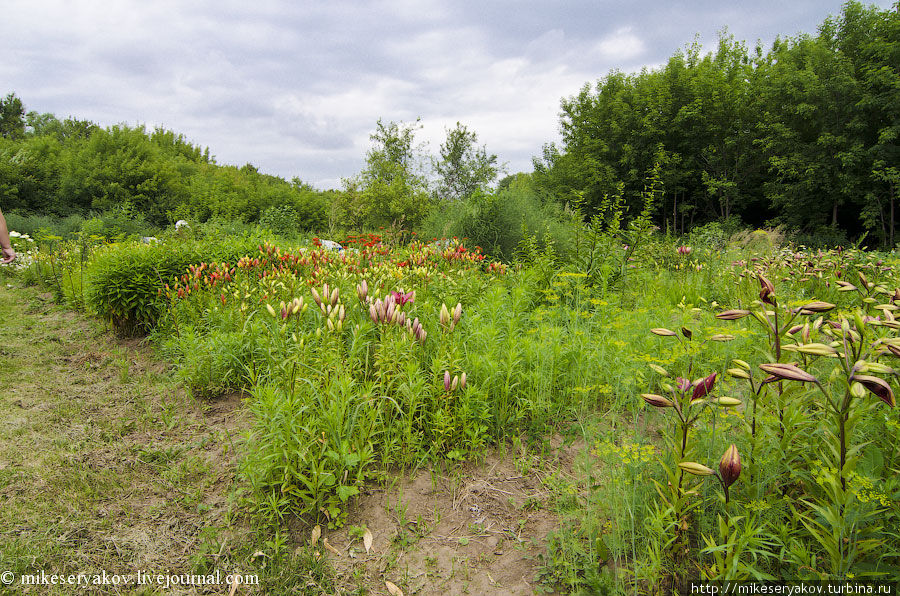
left=433, top=122, right=500, bottom=201
left=0, top=93, right=26, bottom=140
left=343, top=118, right=431, bottom=229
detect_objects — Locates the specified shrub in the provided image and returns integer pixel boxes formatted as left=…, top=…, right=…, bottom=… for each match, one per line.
left=79, top=205, right=157, bottom=240
left=421, top=187, right=575, bottom=262
left=4, top=211, right=86, bottom=239
left=85, top=236, right=261, bottom=334
left=258, top=204, right=300, bottom=238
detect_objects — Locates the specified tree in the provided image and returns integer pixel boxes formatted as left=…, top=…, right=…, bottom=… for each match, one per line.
left=0, top=93, right=26, bottom=139
left=343, top=118, right=431, bottom=229
left=433, top=122, right=500, bottom=201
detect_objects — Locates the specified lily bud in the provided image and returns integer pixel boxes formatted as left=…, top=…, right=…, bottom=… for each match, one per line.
left=311, top=287, right=322, bottom=308
left=452, top=303, right=462, bottom=326
left=692, top=372, right=717, bottom=401
left=851, top=374, right=896, bottom=407
left=718, top=444, right=741, bottom=488
left=385, top=302, right=396, bottom=323
left=727, top=368, right=750, bottom=380
left=716, top=309, right=751, bottom=320
left=357, top=280, right=368, bottom=303
left=759, top=275, right=776, bottom=305
left=443, top=370, right=451, bottom=392
left=266, top=303, right=277, bottom=318
left=758, top=362, right=819, bottom=384
left=641, top=393, right=674, bottom=408
left=678, top=462, right=715, bottom=476
left=799, top=301, right=835, bottom=313
left=648, top=364, right=669, bottom=377
left=460, top=372, right=467, bottom=390
left=440, top=303, right=451, bottom=328
left=714, top=397, right=742, bottom=407
left=794, top=343, right=838, bottom=357
left=451, top=375, right=459, bottom=392
left=330, top=287, right=339, bottom=307
left=369, top=304, right=378, bottom=323
left=651, top=328, right=677, bottom=337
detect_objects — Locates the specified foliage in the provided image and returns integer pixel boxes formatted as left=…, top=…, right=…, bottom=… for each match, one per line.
left=534, top=2, right=900, bottom=247
left=0, top=92, right=26, bottom=140
left=432, top=121, right=501, bottom=201
left=83, top=235, right=261, bottom=334
left=421, top=183, right=575, bottom=262
left=341, top=118, right=432, bottom=230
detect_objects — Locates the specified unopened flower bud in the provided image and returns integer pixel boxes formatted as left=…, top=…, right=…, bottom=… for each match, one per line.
left=719, top=444, right=741, bottom=488
left=641, top=393, right=674, bottom=408
left=678, top=462, right=715, bottom=476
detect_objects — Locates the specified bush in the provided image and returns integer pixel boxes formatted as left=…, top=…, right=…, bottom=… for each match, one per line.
left=788, top=225, right=847, bottom=249
left=421, top=187, right=575, bottom=262
left=85, top=235, right=261, bottom=334
left=4, top=211, right=86, bottom=239
left=259, top=204, right=300, bottom=238
left=79, top=205, right=156, bottom=240
left=731, top=227, right=785, bottom=252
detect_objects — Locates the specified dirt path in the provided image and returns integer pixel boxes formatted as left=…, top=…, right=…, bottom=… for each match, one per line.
left=0, top=283, right=566, bottom=595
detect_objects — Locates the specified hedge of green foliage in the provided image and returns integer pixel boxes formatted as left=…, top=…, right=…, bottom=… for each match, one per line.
left=85, top=235, right=262, bottom=334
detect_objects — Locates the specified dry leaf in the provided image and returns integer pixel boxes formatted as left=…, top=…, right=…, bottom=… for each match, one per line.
left=310, top=524, right=321, bottom=547
left=363, top=528, right=373, bottom=553
left=322, top=537, right=342, bottom=556
left=385, top=580, right=403, bottom=596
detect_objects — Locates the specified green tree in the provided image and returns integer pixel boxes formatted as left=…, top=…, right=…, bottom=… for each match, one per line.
left=0, top=93, right=26, bottom=140
left=344, top=118, right=431, bottom=229
left=433, top=122, right=501, bottom=201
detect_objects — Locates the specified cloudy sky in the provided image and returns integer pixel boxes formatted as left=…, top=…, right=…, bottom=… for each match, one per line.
left=2, top=1, right=894, bottom=189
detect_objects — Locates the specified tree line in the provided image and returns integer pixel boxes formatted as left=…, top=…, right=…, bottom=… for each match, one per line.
left=0, top=96, right=500, bottom=234
left=534, top=1, right=899, bottom=247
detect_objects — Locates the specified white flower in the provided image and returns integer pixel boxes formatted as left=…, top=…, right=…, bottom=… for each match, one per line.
left=9, top=230, right=21, bottom=238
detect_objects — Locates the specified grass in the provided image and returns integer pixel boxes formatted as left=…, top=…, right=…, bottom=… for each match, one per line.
left=0, top=283, right=342, bottom=594
left=0, top=280, right=577, bottom=595
left=6, top=232, right=900, bottom=593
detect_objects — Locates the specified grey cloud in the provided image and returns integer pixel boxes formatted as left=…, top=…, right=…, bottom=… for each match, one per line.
left=2, top=0, right=895, bottom=189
